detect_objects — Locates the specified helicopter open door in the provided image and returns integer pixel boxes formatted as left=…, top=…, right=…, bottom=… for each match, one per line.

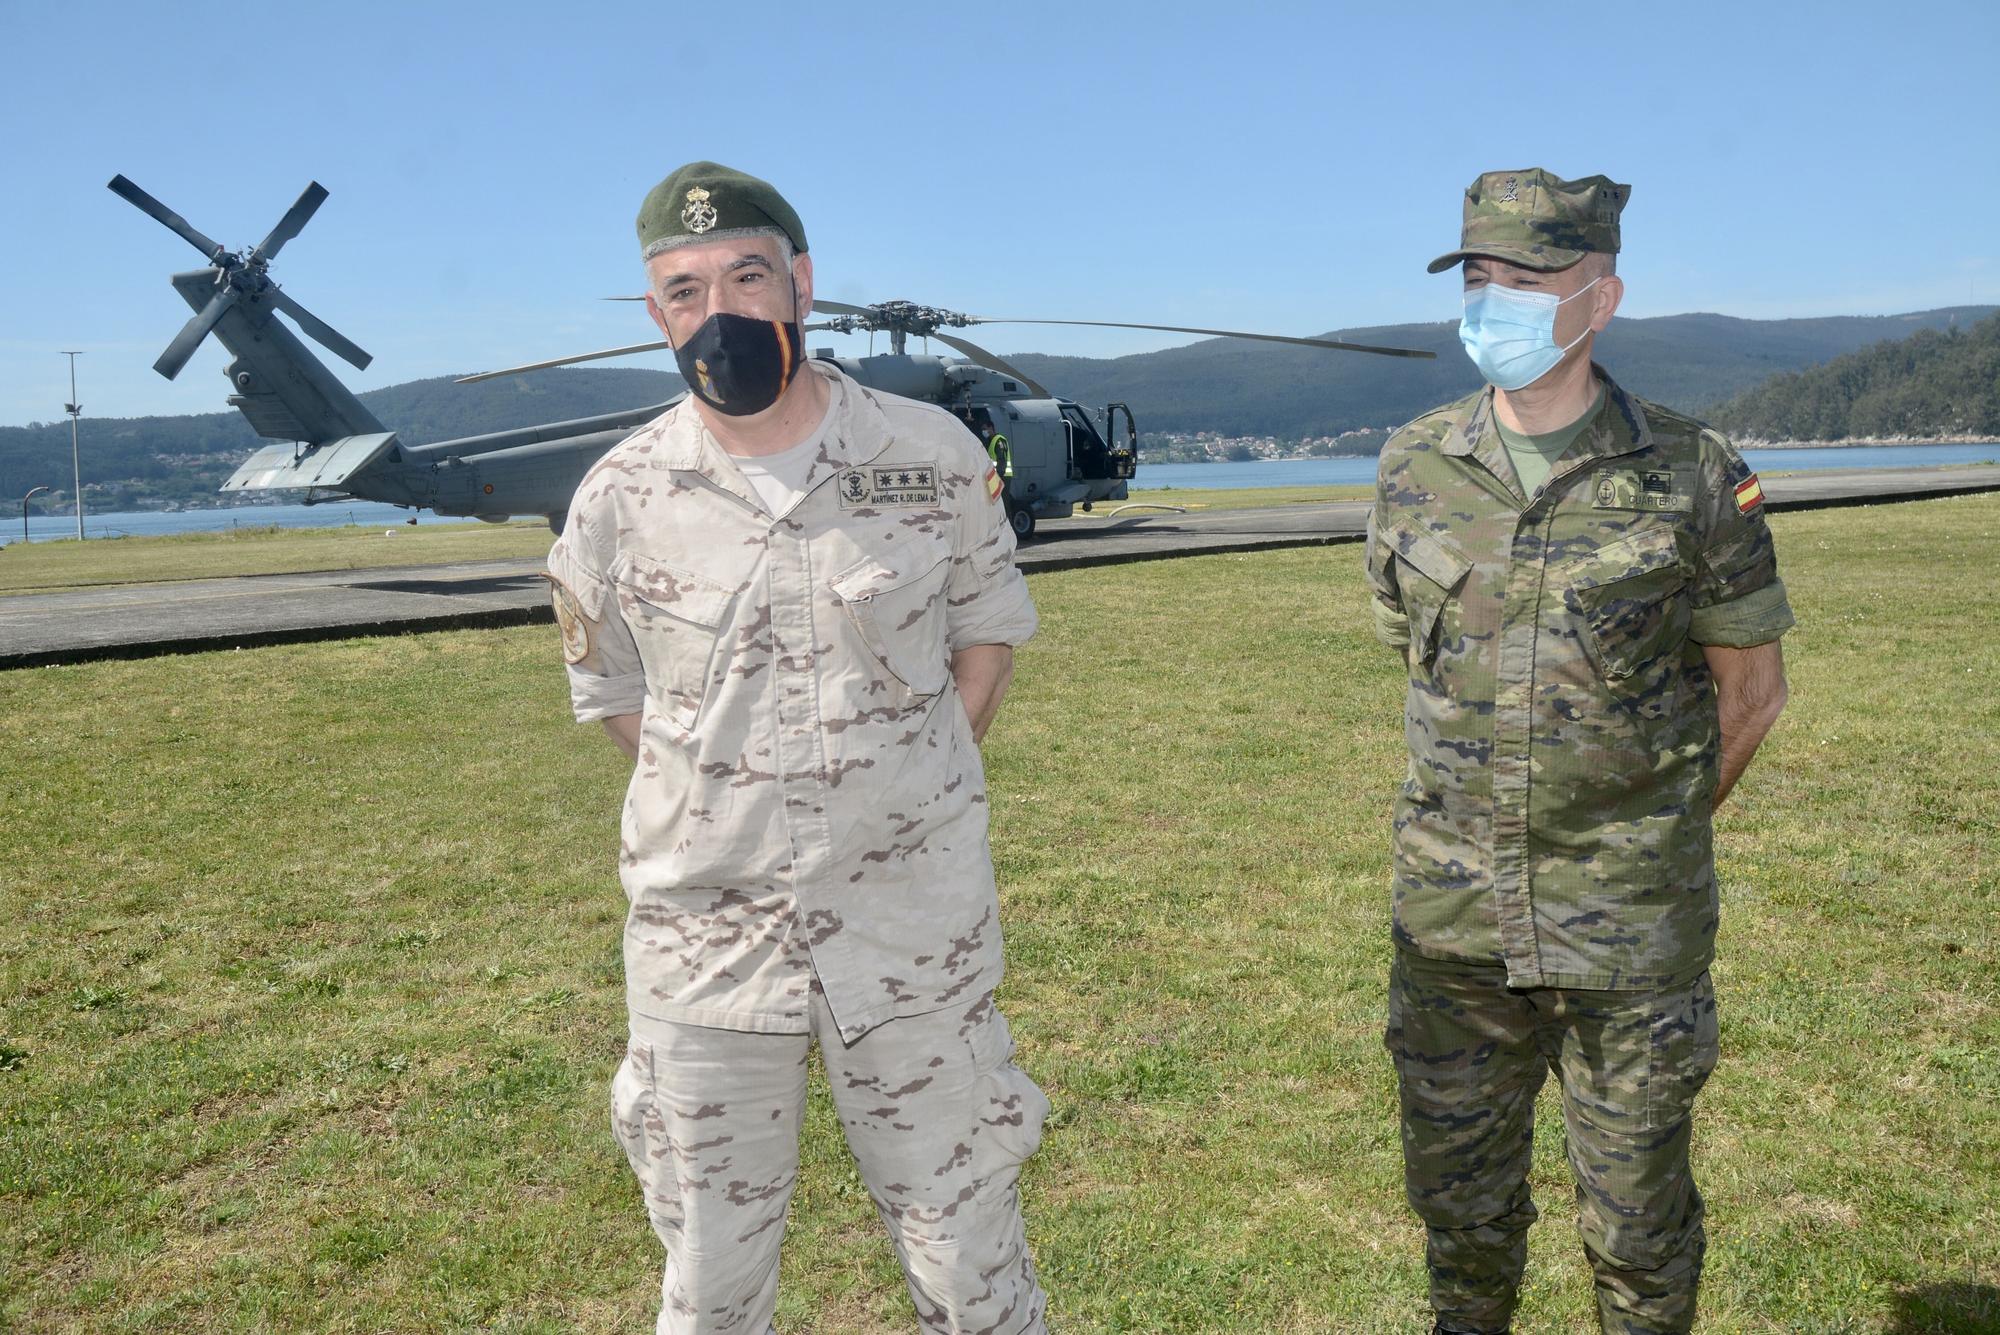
left=1106, top=402, right=1138, bottom=478
left=1057, top=403, right=1135, bottom=482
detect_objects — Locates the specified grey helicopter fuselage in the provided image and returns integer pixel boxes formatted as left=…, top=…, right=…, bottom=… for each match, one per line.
left=194, top=267, right=654, bottom=528
left=805, top=350, right=1134, bottom=536
left=119, top=177, right=1425, bottom=537
left=205, top=263, right=1133, bottom=536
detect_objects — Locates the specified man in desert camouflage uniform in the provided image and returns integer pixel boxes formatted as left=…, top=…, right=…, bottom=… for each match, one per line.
left=545, top=161, right=1048, bottom=1334
left=1365, top=169, right=1794, bottom=1334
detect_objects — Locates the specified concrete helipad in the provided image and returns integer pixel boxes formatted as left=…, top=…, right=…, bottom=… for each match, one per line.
left=3, top=464, right=1996, bottom=669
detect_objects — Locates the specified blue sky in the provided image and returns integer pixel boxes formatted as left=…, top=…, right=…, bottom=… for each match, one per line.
left=3, top=0, right=1995, bottom=423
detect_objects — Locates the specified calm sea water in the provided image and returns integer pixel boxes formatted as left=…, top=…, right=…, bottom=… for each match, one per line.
left=13, top=503, right=494, bottom=544
left=11, top=443, right=1996, bottom=541
left=1133, top=443, right=2000, bottom=492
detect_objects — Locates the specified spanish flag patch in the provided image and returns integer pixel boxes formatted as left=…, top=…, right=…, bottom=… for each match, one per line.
left=984, top=464, right=1003, bottom=503
left=1734, top=474, right=1764, bottom=513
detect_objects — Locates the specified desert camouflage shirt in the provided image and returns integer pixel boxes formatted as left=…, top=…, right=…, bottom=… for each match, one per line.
left=1365, top=369, right=1794, bottom=990
left=546, top=361, right=1037, bottom=1041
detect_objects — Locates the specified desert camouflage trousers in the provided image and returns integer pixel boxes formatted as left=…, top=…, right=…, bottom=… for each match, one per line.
left=612, top=988, right=1051, bottom=1335
left=1385, top=950, right=1720, bottom=1335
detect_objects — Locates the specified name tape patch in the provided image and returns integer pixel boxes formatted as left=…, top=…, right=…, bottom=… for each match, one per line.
left=837, top=464, right=939, bottom=508
left=1594, top=469, right=1693, bottom=513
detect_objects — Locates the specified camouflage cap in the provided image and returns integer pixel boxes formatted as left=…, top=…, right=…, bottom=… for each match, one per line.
left=637, top=161, right=808, bottom=261
left=1426, top=168, right=1630, bottom=274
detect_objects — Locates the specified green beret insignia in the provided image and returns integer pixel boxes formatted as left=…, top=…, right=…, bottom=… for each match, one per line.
left=681, top=186, right=718, bottom=235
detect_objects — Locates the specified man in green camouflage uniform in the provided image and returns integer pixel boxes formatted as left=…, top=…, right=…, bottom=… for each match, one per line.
left=547, top=162, right=1048, bottom=1334
left=1365, top=169, right=1794, bottom=1334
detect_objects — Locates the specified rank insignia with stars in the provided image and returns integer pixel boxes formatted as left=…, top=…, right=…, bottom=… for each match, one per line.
left=836, top=464, right=939, bottom=508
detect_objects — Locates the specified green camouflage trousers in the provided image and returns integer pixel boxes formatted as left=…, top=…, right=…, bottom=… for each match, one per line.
left=613, top=989, right=1051, bottom=1335
left=1385, top=950, right=1719, bottom=1335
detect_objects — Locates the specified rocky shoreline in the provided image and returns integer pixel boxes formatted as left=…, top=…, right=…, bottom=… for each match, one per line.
left=1736, top=434, right=1999, bottom=449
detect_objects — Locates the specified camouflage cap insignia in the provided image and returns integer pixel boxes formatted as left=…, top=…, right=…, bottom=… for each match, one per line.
left=681, top=186, right=718, bottom=235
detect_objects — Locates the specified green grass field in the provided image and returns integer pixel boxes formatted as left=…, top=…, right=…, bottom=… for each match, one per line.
left=0, top=521, right=558, bottom=596
left=0, top=487, right=1372, bottom=597
left=3, top=494, right=1995, bottom=1332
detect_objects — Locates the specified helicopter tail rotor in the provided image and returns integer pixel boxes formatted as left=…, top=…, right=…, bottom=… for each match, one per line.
left=153, top=287, right=243, bottom=380
left=107, top=174, right=225, bottom=262
left=109, top=175, right=373, bottom=380
left=251, top=181, right=330, bottom=264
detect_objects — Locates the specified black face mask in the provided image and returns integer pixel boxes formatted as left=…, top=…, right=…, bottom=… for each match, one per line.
left=673, top=312, right=803, bottom=417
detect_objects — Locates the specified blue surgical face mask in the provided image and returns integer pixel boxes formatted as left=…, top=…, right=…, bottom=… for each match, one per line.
left=1458, top=276, right=1601, bottom=391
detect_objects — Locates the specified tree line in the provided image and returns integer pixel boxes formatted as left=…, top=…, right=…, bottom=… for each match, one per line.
left=1708, top=313, right=2000, bottom=442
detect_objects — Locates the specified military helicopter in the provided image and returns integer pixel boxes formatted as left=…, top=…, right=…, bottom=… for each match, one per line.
left=111, top=175, right=1433, bottom=538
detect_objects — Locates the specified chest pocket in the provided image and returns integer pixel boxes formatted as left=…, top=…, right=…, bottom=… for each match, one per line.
left=611, top=552, right=737, bottom=727
left=1391, top=523, right=1473, bottom=668
left=1565, top=526, right=1691, bottom=681
left=830, top=535, right=953, bottom=696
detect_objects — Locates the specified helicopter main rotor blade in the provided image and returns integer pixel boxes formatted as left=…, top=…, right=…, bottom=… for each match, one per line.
left=271, top=288, right=373, bottom=370
left=969, top=317, right=1437, bottom=360
left=154, top=285, right=240, bottom=380
left=253, top=181, right=329, bottom=262
left=456, top=338, right=673, bottom=384
left=928, top=332, right=1050, bottom=398
left=108, top=174, right=224, bottom=260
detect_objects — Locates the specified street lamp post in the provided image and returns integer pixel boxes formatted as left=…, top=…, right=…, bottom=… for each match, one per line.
left=61, top=351, right=85, bottom=540
left=23, top=486, right=50, bottom=544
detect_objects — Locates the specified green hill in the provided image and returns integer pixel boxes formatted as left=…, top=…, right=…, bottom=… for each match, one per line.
left=1708, top=312, right=2000, bottom=441
left=1004, top=307, right=1997, bottom=437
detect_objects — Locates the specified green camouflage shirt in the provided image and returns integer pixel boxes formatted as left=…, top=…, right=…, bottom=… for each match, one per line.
left=1364, top=369, right=1794, bottom=990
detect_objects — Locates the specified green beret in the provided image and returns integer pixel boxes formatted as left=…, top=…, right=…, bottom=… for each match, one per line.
left=636, top=161, right=808, bottom=260
left=1427, top=167, right=1629, bottom=274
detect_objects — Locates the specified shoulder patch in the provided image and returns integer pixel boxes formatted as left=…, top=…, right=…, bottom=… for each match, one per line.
left=1733, top=473, right=1764, bottom=513
left=543, top=573, right=593, bottom=665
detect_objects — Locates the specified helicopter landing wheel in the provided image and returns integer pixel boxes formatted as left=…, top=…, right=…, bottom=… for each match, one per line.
left=1006, top=502, right=1035, bottom=540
